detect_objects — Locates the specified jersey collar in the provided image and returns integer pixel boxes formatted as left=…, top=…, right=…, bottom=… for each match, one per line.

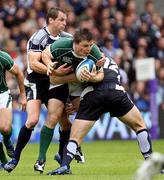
left=45, top=26, right=60, bottom=40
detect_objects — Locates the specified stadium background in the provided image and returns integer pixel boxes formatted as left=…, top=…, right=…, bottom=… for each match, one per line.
left=0, top=0, right=163, bottom=141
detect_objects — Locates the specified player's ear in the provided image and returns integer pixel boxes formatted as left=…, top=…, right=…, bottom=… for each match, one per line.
left=91, top=40, right=94, bottom=45
left=49, top=17, right=54, bottom=23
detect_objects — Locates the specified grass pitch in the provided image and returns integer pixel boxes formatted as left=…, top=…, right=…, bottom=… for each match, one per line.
left=0, top=140, right=164, bottom=180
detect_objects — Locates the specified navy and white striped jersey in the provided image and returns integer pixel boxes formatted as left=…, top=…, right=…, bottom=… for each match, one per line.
left=91, top=57, right=122, bottom=90
left=26, top=26, right=72, bottom=79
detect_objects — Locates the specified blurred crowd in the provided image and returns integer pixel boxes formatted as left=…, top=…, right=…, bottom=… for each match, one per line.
left=0, top=0, right=163, bottom=112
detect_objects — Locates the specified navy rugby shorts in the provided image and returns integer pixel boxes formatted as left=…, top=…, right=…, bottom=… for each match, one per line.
left=76, top=89, right=134, bottom=121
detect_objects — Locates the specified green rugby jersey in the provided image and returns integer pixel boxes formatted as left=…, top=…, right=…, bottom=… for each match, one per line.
left=0, top=50, right=14, bottom=92
left=50, top=38, right=102, bottom=71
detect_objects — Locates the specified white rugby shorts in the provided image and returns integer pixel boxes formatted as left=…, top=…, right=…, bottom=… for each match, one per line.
left=0, top=90, right=12, bottom=109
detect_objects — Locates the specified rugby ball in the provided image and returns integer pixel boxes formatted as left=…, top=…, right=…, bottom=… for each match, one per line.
left=76, top=58, right=95, bottom=82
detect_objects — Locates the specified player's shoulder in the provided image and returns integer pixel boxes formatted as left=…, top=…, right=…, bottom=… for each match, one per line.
left=0, top=50, right=14, bottom=66
left=0, top=50, right=13, bottom=61
left=60, top=31, right=73, bottom=38
left=29, top=27, right=48, bottom=45
left=51, top=37, right=73, bottom=50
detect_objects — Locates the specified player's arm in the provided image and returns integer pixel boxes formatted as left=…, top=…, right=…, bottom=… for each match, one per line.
left=50, top=72, right=78, bottom=84
left=96, top=53, right=106, bottom=67
left=9, top=63, right=27, bottom=111
left=42, top=46, right=55, bottom=75
left=80, top=67, right=104, bottom=83
left=90, top=44, right=106, bottom=67
left=42, top=46, right=72, bottom=76
left=90, top=67, right=104, bottom=82
left=28, top=51, right=47, bottom=74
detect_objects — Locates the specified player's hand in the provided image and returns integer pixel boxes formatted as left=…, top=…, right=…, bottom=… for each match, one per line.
left=53, top=63, right=73, bottom=76
left=81, top=66, right=98, bottom=82
left=47, top=62, right=58, bottom=76
left=65, top=103, right=75, bottom=115
left=79, top=67, right=92, bottom=82
left=80, top=66, right=104, bottom=82
left=96, top=54, right=106, bottom=67
left=19, top=93, right=27, bottom=111
left=88, top=66, right=97, bottom=81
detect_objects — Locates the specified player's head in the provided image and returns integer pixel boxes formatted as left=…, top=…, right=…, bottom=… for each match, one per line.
left=73, top=28, right=94, bottom=57
left=46, top=7, right=67, bottom=32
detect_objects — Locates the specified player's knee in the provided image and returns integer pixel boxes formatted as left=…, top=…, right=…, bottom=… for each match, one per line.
left=1, top=126, right=11, bottom=134
left=26, top=117, right=39, bottom=128
left=45, top=120, right=58, bottom=128
left=46, top=113, right=60, bottom=127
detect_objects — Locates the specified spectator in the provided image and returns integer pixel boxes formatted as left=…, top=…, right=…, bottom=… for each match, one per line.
left=0, top=0, right=163, bottom=114
left=0, top=19, right=10, bottom=48
left=100, top=34, right=117, bottom=58
left=156, top=67, right=164, bottom=107
left=131, top=81, right=150, bottom=112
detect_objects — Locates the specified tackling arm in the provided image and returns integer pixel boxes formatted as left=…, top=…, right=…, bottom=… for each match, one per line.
left=90, top=68, right=104, bottom=83
left=42, top=47, right=73, bottom=76
left=50, top=73, right=78, bottom=84
left=41, top=47, right=53, bottom=67
left=80, top=67, right=104, bottom=83
left=28, top=51, right=47, bottom=74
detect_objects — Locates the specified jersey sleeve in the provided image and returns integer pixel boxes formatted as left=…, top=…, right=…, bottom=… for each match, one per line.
left=0, top=51, right=14, bottom=70
left=28, top=40, right=43, bottom=52
left=28, top=30, right=47, bottom=52
left=88, top=44, right=102, bottom=63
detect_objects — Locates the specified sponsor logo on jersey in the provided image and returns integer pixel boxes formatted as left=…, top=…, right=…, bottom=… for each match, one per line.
left=62, top=57, right=73, bottom=64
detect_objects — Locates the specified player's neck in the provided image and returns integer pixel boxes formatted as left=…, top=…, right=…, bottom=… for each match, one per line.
left=47, top=26, right=60, bottom=37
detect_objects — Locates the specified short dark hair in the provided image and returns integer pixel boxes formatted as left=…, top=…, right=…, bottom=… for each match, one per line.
left=46, top=7, right=66, bottom=25
left=74, top=28, right=94, bottom=43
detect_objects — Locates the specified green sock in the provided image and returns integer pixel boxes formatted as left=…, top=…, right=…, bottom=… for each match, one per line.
left=0, top=142, right=7, bottom=163
left=2, top=129, right=12, bottom=147
left=38, top=125, right=54, bottom=161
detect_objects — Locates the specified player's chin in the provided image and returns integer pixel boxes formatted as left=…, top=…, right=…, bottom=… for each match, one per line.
left=80, top=52, right=89, bottom=57
left=84, top=52, right=89, bottom=56
left=61, top=26, right=66, bottom=31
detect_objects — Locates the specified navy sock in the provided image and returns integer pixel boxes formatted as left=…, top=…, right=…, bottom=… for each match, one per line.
left=58, top=129, right=70, bottom=160
left=0, top=142, right=7, bottom=163
left=13, top=125, right=33, bottom=161
left=62, top=140, right=78, bottom=167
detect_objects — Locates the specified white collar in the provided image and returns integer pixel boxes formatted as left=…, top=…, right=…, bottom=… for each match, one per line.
left=45, top=26, right=60, bottom=40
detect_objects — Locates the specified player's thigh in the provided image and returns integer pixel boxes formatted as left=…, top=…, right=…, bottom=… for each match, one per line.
left=70, top=119, right=95, bottom=145
left=118, top=105, right=146, bottom=132
left=0, top=108, right=12, bottom=131
left=25, top=99, right=42, bottom=128
left=0, top=91, right=12, bottom=131
left=45, top=98, right=65, bottom=127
